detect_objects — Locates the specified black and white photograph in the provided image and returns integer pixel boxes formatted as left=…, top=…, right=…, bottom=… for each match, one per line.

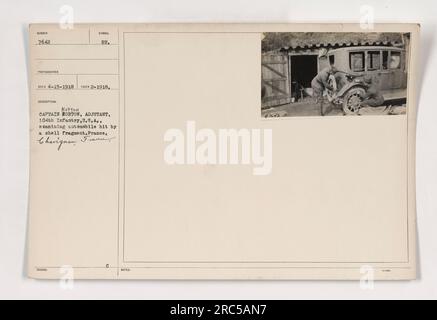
left=261, top=32, right=410, bottom=117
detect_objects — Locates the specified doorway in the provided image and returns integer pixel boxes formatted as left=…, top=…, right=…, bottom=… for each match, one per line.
left=289, top=55, right=318, bottom=100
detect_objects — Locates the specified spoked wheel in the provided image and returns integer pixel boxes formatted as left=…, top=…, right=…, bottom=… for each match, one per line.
left=342, top=87, right=365, bottom=115
left=326, top=74, right=338, bottom=103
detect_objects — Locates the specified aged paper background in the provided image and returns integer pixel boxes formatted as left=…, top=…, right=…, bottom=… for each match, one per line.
left=27, top=23, right=418, bottom=279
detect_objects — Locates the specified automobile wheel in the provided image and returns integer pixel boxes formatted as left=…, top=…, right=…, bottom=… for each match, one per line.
left=326, top=74, right=338, bottom=102
left=342, top=87, right=365, bottom=115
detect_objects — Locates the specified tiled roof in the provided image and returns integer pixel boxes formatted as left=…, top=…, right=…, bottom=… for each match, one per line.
left=262, top=32, right=406, bottom=52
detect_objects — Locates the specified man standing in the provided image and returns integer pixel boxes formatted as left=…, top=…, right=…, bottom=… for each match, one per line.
left=311, top=65, right=337, bottom=116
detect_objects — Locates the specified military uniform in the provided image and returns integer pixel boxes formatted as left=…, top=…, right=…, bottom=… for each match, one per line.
left=360, top=82, right=384, bottom=107
left=311, top=66, right=336, bottom=116
left=311, top=67, right=334, bottom=98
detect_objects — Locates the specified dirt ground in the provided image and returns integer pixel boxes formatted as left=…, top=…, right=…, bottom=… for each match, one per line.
left=262, top=99, right=407, bottom=118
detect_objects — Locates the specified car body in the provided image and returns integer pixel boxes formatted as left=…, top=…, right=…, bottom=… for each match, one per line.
left=323, top=46, right=407, bottom=114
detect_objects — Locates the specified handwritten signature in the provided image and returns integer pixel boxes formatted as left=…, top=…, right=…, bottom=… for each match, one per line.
left=38, top=136, right=115, bottom=151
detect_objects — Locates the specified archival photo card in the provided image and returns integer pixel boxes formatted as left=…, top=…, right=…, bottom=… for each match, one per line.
left=27, top=24, right=418, bottom=280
